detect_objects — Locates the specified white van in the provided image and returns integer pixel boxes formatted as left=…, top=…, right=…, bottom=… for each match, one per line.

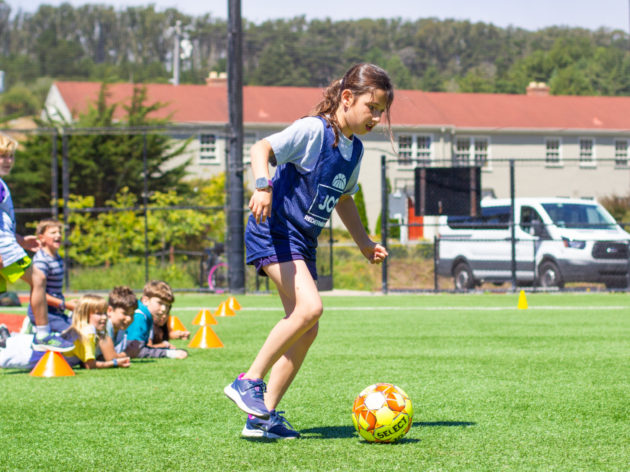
left=436, top=198, right=630, bottom=290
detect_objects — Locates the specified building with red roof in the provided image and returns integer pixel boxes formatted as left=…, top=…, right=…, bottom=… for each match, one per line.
left=44, top=78, right=630, bottom=238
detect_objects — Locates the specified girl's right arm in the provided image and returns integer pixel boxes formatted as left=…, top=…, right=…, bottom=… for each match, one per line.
left=248, top=139, right=274, bottom=224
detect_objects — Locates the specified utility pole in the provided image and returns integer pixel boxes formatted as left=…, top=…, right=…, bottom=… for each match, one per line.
left=227, top=0, right=245, bottom=293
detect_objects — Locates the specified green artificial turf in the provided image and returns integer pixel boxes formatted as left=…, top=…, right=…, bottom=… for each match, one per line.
left=1, top=292, right=629, bottom=471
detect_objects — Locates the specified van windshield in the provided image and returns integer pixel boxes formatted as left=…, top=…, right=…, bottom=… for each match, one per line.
left=541, top=203, right=617, bottom=229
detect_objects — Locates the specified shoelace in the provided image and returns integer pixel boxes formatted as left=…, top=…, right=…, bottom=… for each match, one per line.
left=247, top=380, right=267, bottom=400
left=271, top=411, right=296, bottom=430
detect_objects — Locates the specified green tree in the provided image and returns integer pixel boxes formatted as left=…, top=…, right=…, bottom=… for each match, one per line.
left=8, top=82, right=191, bottom=211
left=354, top=184, right=369, bottom=234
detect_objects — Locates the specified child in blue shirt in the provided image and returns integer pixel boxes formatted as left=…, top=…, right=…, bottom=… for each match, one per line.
left=126, top=280, right=187, bottom=359
left=224, top=63, right=392, bottom=439
left=95, top=285, right=138, bottom=360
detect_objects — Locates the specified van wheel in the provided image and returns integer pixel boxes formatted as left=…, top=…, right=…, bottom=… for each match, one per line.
left=538, top=261, right=564, bottom=289
left=453, top=263, right=474, bottom=291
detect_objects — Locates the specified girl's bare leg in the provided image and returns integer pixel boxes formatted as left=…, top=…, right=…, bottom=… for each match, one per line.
left=244, top=260, right=322, bottom=396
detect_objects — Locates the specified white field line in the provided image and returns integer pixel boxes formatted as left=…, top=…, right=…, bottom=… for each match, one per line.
left=176, top=305, right=630, bottom=312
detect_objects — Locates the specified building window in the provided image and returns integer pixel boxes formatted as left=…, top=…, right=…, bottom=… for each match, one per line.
left=614, top=139, right=628, bottom=167
left=416, top=136, right=431, bottom=166
left=473, top=139, right=488, bottom=167
left=199, top=134, right=217, bottom=163
left=545, top=138, right=561, bottom=165
left=397, top=134, right=432, bottom=166
left=579, top=138, right=595, bottom=166
left=453, top=137, right=489, bottom=168
left=397, top=135, right=413, bottom=165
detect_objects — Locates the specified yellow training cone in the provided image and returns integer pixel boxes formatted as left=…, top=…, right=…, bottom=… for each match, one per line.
left=226, top=296, right=242, bottom=311
left=188, top=326, right=224, bottom=348
left=214, top=301, right=235, bottom=317
left=168, top=315, right=187, bottom=332
left=192, top=309, right=217, bottom=325
left=30, top=351, right=75, bottom=377
left=517, top=290, right=528, bottom=310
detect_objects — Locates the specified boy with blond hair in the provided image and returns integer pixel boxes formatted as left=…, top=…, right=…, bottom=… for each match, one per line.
left=25, top=218, right=77, bottom=333
left=0, top=134, right=72, bottom=352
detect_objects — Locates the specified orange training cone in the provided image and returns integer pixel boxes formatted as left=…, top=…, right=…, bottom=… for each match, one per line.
left=517, top=290, right=528, bottom=310
left=192, top=309, right=217, bottom=325
left=214, top=301, right=235, bottom=317
left=226, top=296, right=242, bottom=311
left=168, top=315, right=187, bottom=332
left=188, top=326, right=224, bottom=348
left=30, top=351, right=75, bottom=377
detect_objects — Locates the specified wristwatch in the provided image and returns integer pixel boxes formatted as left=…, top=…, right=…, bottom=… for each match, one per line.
left=255, top=177, right=273, bottom=191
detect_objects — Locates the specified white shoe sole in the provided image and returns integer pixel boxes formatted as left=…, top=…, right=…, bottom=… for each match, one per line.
left=241, top=425, right=299, bottom=440
left=31, top=342, right=74, bottom=353
left=223, top=384, right=270, bottom=419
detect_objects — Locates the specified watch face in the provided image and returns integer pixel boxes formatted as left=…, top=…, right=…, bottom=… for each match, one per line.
left=256, top=177, right=269, bottom=189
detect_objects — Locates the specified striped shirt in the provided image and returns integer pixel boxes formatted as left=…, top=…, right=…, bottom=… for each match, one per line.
left=33, top=249, right=65, bottom=315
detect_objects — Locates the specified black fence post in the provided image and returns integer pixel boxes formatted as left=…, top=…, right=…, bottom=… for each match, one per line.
left=381, top=155, right=388, bottom=294
left=142, top=133, right=149, bottom=284
left=227, top=0, right=245, bottom=294
left=62, top=130, right=70, bottom=291
left=433, top=235, right=439, bottom=292
left=51, top=130, right=58, bottom=219
left=510, top=159, right=516, bottom=291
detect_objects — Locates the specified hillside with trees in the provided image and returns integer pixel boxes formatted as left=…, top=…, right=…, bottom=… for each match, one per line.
left=1, top=1, right=630, bottom=119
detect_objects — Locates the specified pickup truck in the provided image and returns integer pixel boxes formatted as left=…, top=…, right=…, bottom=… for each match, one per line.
left=436, top=198, right=630, bottom=290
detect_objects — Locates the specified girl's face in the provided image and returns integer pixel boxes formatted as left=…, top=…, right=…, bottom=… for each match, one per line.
left=89, top=311, right=108, bottom=331
left=338, top=89, right=388, bottom=138
left=0, top=152, right=15, bottom=176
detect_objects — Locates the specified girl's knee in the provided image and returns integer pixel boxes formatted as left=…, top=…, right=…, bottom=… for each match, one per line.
left=295, top=301, right=323, bottom=327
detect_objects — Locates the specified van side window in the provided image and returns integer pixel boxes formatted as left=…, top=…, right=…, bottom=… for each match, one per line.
left=520, top=206, right=547, bottom=237
left=448, top=205, right=510, bottom=229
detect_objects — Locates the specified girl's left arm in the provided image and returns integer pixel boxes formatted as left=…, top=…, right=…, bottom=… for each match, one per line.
left=335, top=195, right=388, bottom=264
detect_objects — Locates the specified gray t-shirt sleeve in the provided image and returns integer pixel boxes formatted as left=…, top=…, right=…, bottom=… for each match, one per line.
left=265, top=116, right=363, bottom=195
left=265, top=117, right=324, bottom=173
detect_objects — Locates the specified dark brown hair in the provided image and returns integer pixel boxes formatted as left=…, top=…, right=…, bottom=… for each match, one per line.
left=312, top=63, right=394, bottom=146
left=108, top=286, right=138, bottom=312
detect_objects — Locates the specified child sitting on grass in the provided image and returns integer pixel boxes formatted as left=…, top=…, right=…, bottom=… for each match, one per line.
left=1, top=294, right=130, bottom=369
left=125, top=280, right=187, bottom=359
left=25, top=218, right=78, bottom=334
left=95, top=285, right=138, bottom=360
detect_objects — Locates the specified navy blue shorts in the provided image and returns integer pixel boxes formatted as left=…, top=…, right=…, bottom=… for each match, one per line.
left=252, top=253, right=318, bottom=280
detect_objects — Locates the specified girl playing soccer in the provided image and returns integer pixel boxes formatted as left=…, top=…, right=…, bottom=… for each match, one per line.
left=224, top=63, right=393, bottom=439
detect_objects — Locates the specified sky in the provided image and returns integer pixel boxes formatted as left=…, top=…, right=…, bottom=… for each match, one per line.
left=6, top=0, right=630, bottom=32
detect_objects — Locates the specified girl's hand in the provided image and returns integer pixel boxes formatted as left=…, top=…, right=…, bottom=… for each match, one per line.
left=249, top=189, right=273, bottom=224
left=117, top=356, right=131, bottom=368
left=360, top=241, right=389, bottom=264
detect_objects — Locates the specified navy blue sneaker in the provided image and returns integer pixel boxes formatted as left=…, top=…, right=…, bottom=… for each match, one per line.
left=241, top=410, right=300, bottom=439
left=224, top=374, right=270, bottom=419
left=31, top=333, right=74, bottom=352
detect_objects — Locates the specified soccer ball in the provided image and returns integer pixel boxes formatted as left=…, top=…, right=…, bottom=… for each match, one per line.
left=351, top=383, right=413, bottom=443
